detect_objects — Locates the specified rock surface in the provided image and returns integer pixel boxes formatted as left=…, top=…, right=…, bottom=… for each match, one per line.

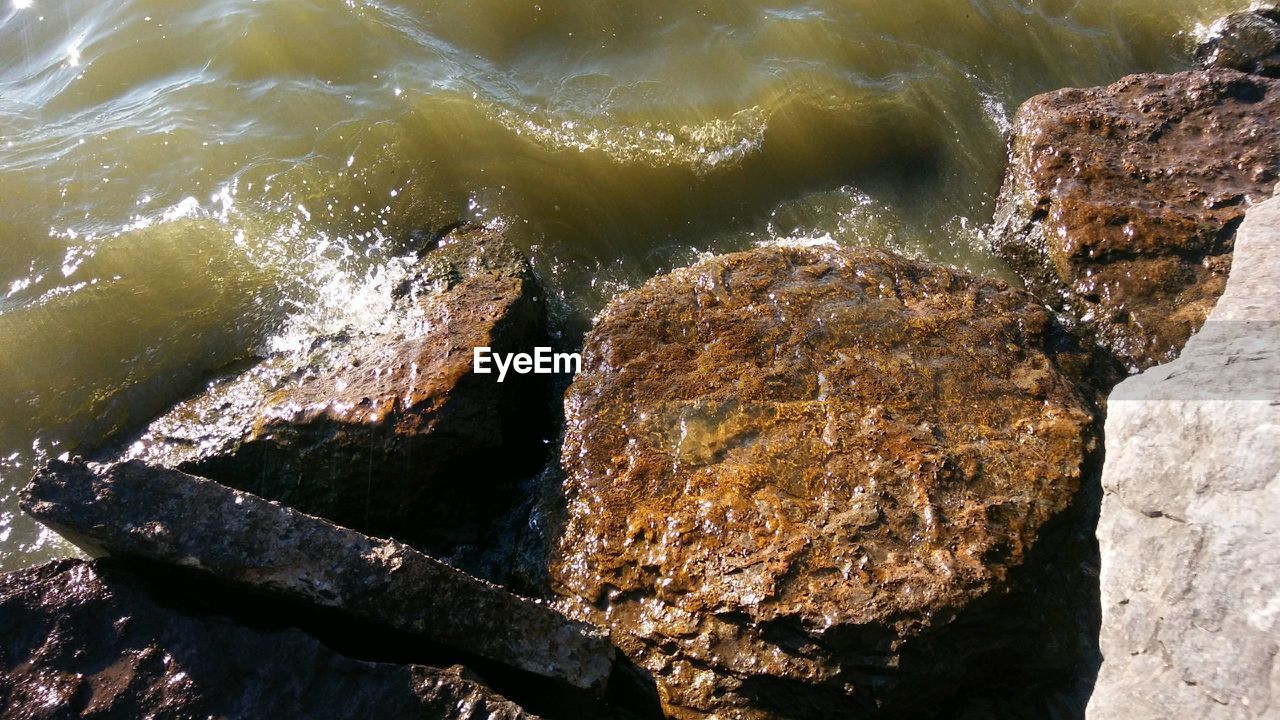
left=549, top=244, right=1104, bottom=718
left=1088, top=192, right=1280, bottom=719
left=0, top=558, right=537, bottom=720
left=116, top=224, right=548, bottom=549
left=990, top=70, right=1280, bottom=371
left=20, top=459, right=615, bottom=692
left=1198, top=8, right=1280, bottom=78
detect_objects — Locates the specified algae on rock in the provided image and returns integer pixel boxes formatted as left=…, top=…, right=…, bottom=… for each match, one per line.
left=115, top=225, right=551, bottom=557
left=550, top=244, right=1106, bottom=718
left=990, top=70, right=1280, bottom=371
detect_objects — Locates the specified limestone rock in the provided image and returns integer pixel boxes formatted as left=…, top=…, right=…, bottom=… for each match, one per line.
left=549, top=244, right=1104, bottom=718
left=116, top=224, right=548, bottom=550
left=0, top=558, right=537, bottom=720
left=990, top=70, right=1280, bottom=371
left=20, top=459, right=615, bottom=692
left=1087, top=193, right=1280, bottom=719
left=1198, top=8, right=1280, bottom=78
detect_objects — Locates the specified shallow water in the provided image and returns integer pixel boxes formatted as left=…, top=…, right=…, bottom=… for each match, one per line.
left=0, top=0, right=1252, bottom=569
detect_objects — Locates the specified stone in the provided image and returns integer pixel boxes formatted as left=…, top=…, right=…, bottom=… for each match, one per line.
left=990, top=70, right=1280, bottom=371
left=548, top=244, right=1105, bottom=718
left=20, top=459, right=615, bottom=693
left=1197, top=8, right=1280, bottom=78
left=0, top=558, right=537, bottom=720
left=114, top=224, right=549, bottom=550
left=1087, top=192, right=1280, bottom=719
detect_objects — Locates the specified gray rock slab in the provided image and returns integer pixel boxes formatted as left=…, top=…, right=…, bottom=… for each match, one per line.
left=0, top=558, right=538, bottom=720
left=20, top=459, right=615, bottom=693
left=1088, top=193, right=1280, bottom=719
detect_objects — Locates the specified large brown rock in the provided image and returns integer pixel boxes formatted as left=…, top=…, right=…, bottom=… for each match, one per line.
left=0, top=558, right=537, bottom=719
left=20, top=459, right=615, bottom=693
left=116, top=224, right=548, bottom=549
left=548, top=245, right=1104, bottom=718
left=990, top=70, right=1280, bottom=371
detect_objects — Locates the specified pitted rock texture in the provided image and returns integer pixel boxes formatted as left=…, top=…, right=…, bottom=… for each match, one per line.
left=549, top=245, right=1102, bottom=719
left=1198, top=8, right=1280, bottom=78
left=1087, top=193, right=1280, bottom=719
left=990, top=70, right=1280, bottom=371
left=117, top=224, right=547, bottom=549
left=21, top=459, right=615, bottom=692
left=0, top=558, right=537, bottom=720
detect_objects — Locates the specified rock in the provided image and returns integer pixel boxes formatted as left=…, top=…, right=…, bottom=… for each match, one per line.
left=990, top=70, right=1280, bottom=371
left=115, top=224, right=549, bottom=550
left=0, top=558, right=537, bottom=720
left=1087, top=192, right=1280, bottom=719
left=548, top=244, right=1104, bottom=718
left=1197, top=8, right=1280, bottom=77
left=20, top=459, right=616, bottom=693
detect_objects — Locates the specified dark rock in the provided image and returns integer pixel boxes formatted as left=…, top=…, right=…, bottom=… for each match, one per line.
left=989, top=70, right=1280, bottom=371
left=0, top=558, right=537, bottom=719
left=1197, top=8, right=1280, bottom=77
left=20, top=459, right=615, bottom=692
left=115, top=224, right=549, bottom=551
left=548, top=245, right=1103, bottom=718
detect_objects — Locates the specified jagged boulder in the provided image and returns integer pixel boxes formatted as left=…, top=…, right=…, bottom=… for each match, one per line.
left=549, top=244, right=1105, bottom=718
left=116, top=224, right=549, bottom=550
left=1087, top=193, right=1280, bottom=719
left=20, top=459, right=615, bottom=693
left=1198, top=8, right=1280, bottom=77
left=0, top=558, right=537, bottom=719
left=990, top=70, right=1280, bottom=371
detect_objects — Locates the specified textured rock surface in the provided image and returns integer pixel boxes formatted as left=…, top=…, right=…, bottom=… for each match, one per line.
left=990, top=70, right=1280, bottom=371
left=1198, top=8, right=1280, bottom=77
left=0, top=558, right=536, bottom=720
left=549, top=244, right=1104, bottom=718
left=116, top=224, right=548, bottom=548
left=20, top=459, right=615, bottom=692
left=1088, top=193, right=1280, bottom=719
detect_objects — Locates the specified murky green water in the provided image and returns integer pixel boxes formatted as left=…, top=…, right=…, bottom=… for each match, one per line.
left=0, top=0, right=1249, bottom=569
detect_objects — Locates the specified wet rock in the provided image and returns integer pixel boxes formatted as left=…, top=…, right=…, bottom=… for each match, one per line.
left=0, top=558, right=537, bottom=720
left=1087, top=192, right=1280, bottom=719
left=1197, top=8, right=1280, bottom=77
left=20, top=459, right=615, bottom=693
left=990, top=70, right=1280, bottom=371
left=549, top=245, right=1103, bottom=718
left=116, top=224, right=548, bottom=551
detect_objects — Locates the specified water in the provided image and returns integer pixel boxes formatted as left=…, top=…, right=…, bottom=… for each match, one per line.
left=0, top=0, right=1251, bottom=570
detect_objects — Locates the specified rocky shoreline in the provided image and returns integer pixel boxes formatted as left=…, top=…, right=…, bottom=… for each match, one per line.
left=3, top=9, right=1278, bottom=720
